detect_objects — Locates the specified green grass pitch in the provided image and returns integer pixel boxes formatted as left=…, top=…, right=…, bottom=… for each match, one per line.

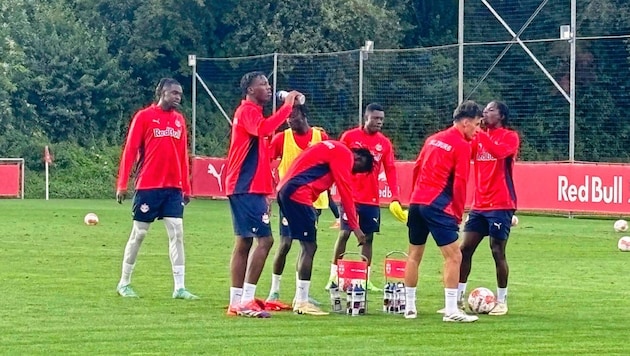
left=1, top=199, right=628, bottom=355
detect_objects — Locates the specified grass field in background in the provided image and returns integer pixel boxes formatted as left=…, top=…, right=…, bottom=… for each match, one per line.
left=1, top=199, right=628, bottom=355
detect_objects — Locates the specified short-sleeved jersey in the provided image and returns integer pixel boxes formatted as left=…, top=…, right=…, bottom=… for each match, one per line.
left=410, top=126, right=472, bottom=224
left=225, top=100, right=293, bottom=196
left=471, top=127, right=519, bottom=210
left=116, top=104, right=190, bottom=195
left=277, top=140, right=359, bottom=230
left=340, top=127, right=399, bottom=205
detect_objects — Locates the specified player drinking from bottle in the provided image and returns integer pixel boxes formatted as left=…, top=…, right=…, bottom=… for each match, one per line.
left=225, top=71, right=302, bottom=318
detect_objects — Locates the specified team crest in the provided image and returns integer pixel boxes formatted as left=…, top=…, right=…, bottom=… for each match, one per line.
left=375, top=143, right=383, bottom=152
left=262, top=213, right=270, bottom=225
left=282, top=217, right=289, bottom=226
left=175, top=120, right=181, bottom=128
left=140, top=203, right=150, bottom=213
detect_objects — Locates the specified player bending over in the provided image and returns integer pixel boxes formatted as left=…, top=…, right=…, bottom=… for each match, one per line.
left=277, top=141, right=372, bottom=315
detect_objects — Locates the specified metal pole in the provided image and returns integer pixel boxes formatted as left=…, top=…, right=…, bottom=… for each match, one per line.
left=569, top=0, right=576, bottom=162
left=358, top=49, right=364, bottom=125
left=273, top=53, right=278, bottom=113
left=190, top=55, right=197, bottom=156
left=458, top=0, right=464, bottom=104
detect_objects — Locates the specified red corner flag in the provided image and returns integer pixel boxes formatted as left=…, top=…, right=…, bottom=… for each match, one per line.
left=44, top=145, right=53, bottom=164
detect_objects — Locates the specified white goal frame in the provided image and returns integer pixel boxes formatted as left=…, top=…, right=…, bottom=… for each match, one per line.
left=0, top=158, right=25, bottom=199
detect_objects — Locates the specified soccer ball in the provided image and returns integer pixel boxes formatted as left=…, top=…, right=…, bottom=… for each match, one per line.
left=618, top=236, right=630, bottom=251
left=613, top=219, right=628, bottom=232
left=467, top=287, right=496, bottom=314
left=511, top=215, right=519, bottom=226
left=84, top=213, right=99, bottom=226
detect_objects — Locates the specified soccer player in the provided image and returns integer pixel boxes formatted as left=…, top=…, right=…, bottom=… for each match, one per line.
left=458, top=101, right=519, bottom=316
left=327, top=103, right=400, bottom=291
left=115, top=78, right=198, bottom=300
left=225, top=71, right=302, bottom=318
left=403, top=100, right=483, bottom=322
left=277, top=141, right=373, bottom=315
left=265, top=103, right=329, bottom=304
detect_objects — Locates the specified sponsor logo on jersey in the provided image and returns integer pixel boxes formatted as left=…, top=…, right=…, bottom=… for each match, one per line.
left=153, top=127, right=182, bottom=139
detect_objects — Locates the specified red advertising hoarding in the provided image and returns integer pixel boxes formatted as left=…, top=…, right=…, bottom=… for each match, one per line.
left=191, top=157, right=630, bottom=214
left=0, top=164, right=20, bottom=197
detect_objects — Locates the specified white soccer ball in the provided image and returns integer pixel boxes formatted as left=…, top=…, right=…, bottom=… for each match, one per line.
left=84, top=213, right=99, bottom=226
left=618, top=236, right=630, bottom=251
left=613, top=219, right=628, bottom=232
left=511, top=215, right=519, bottom=226
left=467, top=287, right=496, bottom=314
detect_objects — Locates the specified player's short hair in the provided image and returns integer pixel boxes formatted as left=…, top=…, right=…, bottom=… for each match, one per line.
left=453, top=100, right=483, bottom=122
left=291, top=104, right=309, bottom=119
left=365, top=103, right=384, bottom=113
left=352, top=147, right=374, bottom=173
left=240, top=71, right=266, bottom=96
left=155, top=78, right=181, bottom=101
left=492, top=100, right=510, bottom=126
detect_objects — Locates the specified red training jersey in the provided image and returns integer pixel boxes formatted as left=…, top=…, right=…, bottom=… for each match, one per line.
left=277, top=141, right=359, bottom=230
left=410, top=126, right=472, bottom=223
left=340, top=127, right=399, bottom=205
left=117, top=104, right=190, bottom=195
left=225, top=100, right=293, bottom=195
left=471, top=127, right=519, bottom=210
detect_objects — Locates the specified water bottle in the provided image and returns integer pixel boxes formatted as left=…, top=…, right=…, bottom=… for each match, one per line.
left=329, top=282, right=343, bottom=313
left=276, top=90, right=306, bottom=105
left=357, top=284, right=366, bottom=315
left=382, top=282, right=390, bottom=312
left=346, top=283, right=354, bottom=315
left=351, top=284, right=364, bottom=316
left=396, top=282, right=406, bottom=314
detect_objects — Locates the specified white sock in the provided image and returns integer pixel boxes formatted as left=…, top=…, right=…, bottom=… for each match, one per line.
left=172, top=265, right=185, bottom=291
left=405, top=287, right=417, bottom=311
left=497, top=287, right=508, bottom=304
left=329, top=264, right=338, bottom=278
left=445, top=288, right=459, bottom=314
left=295, top=280, right=311, bottom=303
left=119, top=262, right=134, bottom=286
left=457, top=282, right=467, bottom=302
left=230, top=287, right=243, bottom=306
left=242, top=283, right=257, bottom=303
left=270, top=274, right=282, bottom=295
left=367, top=266, right=373, bottom=282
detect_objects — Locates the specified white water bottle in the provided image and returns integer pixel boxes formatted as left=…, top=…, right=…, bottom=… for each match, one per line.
left=276, top=90, right=306, bottom=105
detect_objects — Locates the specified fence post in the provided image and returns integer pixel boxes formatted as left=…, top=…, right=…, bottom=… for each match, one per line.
left=458, top=0, right=464, bottom=105
left=569, top=0, right=576, bottom=162
left=272, top=52, right=278, bottom=113
left=188, top=54, right=197, bottom=156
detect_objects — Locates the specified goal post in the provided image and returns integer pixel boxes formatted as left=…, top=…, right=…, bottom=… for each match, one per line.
left=0, top=158, right=25, bottom=199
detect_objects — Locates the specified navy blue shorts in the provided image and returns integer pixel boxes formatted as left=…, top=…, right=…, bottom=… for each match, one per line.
left=407, top=204, right=459, bottom=247
left=228, top=194, right=272, bottom=238
left=132, top=188, right=184, bottom=223
left=340, top=203, right=380, bottom=233
left=278, top=204, right=321, bottom=237
left=464, top=209, right=515, bottom=240
left=277, top=193, right=317, bottom=242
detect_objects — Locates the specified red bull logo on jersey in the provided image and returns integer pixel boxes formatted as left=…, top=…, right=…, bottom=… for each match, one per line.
left=153, top=127, right=182, bottom=139
left=558, top=175, right=624, bottom=204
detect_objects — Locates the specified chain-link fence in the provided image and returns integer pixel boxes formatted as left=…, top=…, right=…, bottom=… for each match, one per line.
left=192, top=0, right=630, bottom=162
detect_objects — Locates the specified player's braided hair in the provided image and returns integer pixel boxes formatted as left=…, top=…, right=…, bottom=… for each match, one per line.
left=155, top=78, right=181, bottom=101
left=240, top=71, right=266, bottom=96
left=492, top=101, right=510, bottom=127
left=352, top=147, right=375, bottom=173
left=453, top=100, right=483, bottom=121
